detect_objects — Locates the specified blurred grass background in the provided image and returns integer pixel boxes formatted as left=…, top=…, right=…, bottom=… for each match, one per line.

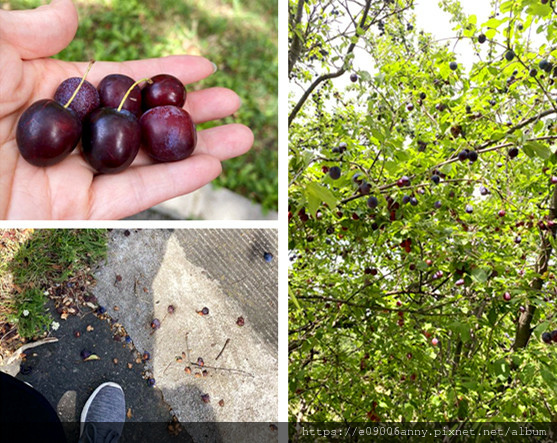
left=4, top=0, right=278, bottom=211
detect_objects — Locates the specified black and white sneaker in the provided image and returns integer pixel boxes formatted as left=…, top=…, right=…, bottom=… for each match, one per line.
left=79, top=382, right=126, bottom=443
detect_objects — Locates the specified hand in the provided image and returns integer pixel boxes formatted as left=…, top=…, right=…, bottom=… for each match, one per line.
left=0, top=0, right=253, bottom=219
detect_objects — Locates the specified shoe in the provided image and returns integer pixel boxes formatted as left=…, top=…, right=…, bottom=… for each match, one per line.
left=79, top=382, right=125, bottom=443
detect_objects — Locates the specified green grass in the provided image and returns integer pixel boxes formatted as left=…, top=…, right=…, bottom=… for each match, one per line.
left=8, top=0, right=278, bottom=211
left=10, top=229, right=107, bottom=286
left=1, top=229, right=107, bottom=340
left=5, top=288, right=52, bottom=340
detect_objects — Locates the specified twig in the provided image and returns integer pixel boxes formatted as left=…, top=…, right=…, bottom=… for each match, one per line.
left=215, top=338, right=230, bottom=361
left=189, top=362, right=254, bottom=378
left=185, top=332, right=190, bottom=363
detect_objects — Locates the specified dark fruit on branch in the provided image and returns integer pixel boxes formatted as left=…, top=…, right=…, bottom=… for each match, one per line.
left=329, top=166, right=341, bottom=180
left=367, top=196, right=379, bottom=209
left=508, top=147, right=519, bottom=158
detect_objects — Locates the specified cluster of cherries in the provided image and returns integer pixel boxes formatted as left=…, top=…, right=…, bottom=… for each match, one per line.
left=16, top=61, right=197, bottom=173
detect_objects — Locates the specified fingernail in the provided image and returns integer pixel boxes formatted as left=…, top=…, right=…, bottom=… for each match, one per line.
left=211, top=62, right=218, bottom=73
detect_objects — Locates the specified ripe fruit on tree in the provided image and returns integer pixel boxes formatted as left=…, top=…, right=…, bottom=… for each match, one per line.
left=503, top=292, right=512, bottom=301
left=508, top=147, right=519, bottom=158
left=505, top=50, right=515, bottom=61
left=367, top=195, right=379, bottom=209
left=498, top=210, right=506, bottom=217
left=478, top=33, right=486, bottom=44
left=458, top=150, right=469, bottom=161
left=449, top=61, right=458, bottom=71
left=465, top=204, right=474, bottom=214
left=359, top=182, right=371, bottom=195
left=468, top=150, right=478, bottom=162
left=328, top=166, right=341, bottom=180
left=542, top=332, right=552, bottom=344
left=397, top=176, right=411, bottom=187
left=431, top=338, right=439, bottom=346
left=350, top=73, right=358, bottom=82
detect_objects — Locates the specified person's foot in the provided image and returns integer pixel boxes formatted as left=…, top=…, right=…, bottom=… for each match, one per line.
left=79, top=382, right=126, bottom=443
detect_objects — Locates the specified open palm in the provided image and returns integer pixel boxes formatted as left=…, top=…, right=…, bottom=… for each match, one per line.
left=0, top=0, right=253, bottom=219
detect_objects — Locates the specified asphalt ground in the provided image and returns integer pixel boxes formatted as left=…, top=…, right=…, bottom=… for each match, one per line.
left=12, top=229, right=279, bottom=443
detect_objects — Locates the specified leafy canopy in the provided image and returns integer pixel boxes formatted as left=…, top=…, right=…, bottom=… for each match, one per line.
left=289, top=0, right=557, bottom=422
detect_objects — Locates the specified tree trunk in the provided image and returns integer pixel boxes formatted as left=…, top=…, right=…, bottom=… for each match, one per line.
left=513, top=184, right=557, bottom=350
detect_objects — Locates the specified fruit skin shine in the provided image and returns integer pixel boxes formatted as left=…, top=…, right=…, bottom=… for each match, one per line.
left=98, top=74, right=142, bottom=117
left=16, top=99, right=82, bottom=167
left=140, top=105, right=197, bottom=162
left=142, top=74, right=186, bottom=110
left=82, top=108, right=141, bottom=174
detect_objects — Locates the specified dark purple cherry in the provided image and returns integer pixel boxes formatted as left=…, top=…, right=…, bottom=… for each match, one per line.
left=98, top=74, right=142, bottom=117
left=140, top=105, right=197, bottom=162
left=54, top=77, right=100, bottom=121
left=142, top=74, right=186, bottom=110
left=82, top=108, right=140, bottom=173
left=16, top=100, right=81, bottom=166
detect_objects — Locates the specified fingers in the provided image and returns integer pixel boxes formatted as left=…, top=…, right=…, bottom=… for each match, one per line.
left=0, top=0, right=78, bottom=60
left=78, top=55, right=217, bottom=88
left=126, top=123, right=254, bottom=167
left=185, top=87, right=241, bottom=124
left=194, top=124, right=254, bottom=160
left=89, top=154, right=222, bottom=219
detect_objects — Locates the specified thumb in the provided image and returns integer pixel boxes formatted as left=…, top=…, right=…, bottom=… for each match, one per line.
left=0, top=0, right=78, bottom=60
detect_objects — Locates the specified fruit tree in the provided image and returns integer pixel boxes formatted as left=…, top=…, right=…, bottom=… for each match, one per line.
left=289, top=0, right=557, bottom=422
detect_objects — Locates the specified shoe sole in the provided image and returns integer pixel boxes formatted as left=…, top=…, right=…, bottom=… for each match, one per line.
left=80, top=382, right=124, bottom=436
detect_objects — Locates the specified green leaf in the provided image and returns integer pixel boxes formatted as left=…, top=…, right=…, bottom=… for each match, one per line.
left=523, top=141, right=552, bottom=159
left=305, top=182, right=338, bottom=216
left=448, top=322, right=471, bottom=343
left=541, top=369, right=557, bottom=390
left=289, top=287, right=303, bottom=312
left=471, top=268, right=488, bottom=283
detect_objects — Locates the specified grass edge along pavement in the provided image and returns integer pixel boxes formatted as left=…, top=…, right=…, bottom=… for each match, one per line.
left=0, top=229, right=107, bottom=361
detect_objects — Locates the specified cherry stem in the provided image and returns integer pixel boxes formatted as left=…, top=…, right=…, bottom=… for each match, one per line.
left=64, top=60, right=95, bottom=109
left=117, top=77, right=152, bottom=112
